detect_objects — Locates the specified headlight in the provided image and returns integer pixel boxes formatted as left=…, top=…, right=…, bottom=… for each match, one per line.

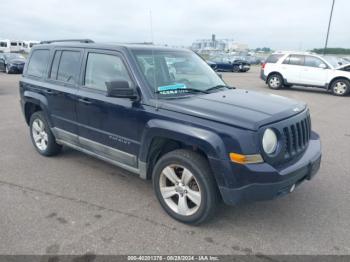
left=262, top=128, right=277, bottom=154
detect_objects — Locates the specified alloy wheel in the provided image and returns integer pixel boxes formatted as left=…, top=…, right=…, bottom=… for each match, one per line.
left=333, top=81, right=347, bottom=95
left=32, top=118, right=48, bottom=151
left=269, top=76, right=281, bottom=88
left=159, top=165, right=201, bottom=216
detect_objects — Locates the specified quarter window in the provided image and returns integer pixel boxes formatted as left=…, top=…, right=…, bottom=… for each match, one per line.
left=305, top=56, right=326, bottom=68
left=265, top=54, right=284, bottom=64
left=27, top=49, right=50, bottom=77
left=84, top=53, right=132, bottom=91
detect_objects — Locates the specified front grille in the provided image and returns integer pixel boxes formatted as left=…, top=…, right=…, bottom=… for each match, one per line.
left=282, top=114, right=311, bottom=160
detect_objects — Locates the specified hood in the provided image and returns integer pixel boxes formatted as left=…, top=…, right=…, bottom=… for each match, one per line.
left=160, top=89, right=306, bottom=131
left=336, top=63, right=350, bottom=71
left=8, top=58, right=25, bottom=64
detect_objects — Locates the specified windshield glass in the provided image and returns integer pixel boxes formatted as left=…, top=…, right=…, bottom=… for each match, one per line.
left=132, top=49, right=225, bottom=96
left=4, top=53, right=25, bottom=60
left=322, top=56, right=344, bottom=68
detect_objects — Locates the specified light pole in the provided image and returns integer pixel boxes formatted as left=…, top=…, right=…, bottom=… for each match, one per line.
left=323, top=0, right=335, bottom=55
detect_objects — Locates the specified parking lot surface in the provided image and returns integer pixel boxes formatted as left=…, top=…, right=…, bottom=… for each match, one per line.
left=0, top=66, right=349, bottom=256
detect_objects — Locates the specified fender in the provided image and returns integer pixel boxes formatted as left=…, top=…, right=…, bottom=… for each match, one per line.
left=138, top=119, right=229, bottom=186
left=23, top=91, right=52, bottom=127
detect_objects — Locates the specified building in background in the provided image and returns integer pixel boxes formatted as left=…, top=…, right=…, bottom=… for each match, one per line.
left=191, top=34, right=248, bottom=54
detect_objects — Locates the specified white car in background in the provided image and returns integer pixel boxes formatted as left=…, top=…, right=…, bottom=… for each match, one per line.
left=260, top=52, right=350, bottom=96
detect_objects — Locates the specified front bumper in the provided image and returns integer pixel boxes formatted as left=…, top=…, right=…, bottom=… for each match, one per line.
left=218, top=132, right=321, bottom=205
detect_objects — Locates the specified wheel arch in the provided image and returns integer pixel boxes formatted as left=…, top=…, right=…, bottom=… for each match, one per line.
left=139, top=120, right=227, bottom=184
left=266, top=71, right=284, bottom=84
left=23, top=91, right=50, bottom=126
left=328, top=76, right=350, bottom=90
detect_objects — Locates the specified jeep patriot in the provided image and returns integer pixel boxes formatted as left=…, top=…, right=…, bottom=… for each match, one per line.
left=20, top=39, right=322, bottom=224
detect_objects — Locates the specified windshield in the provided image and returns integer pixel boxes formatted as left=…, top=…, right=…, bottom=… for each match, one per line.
left=321, top=56, right=344, bottom=68
left=132, top=49, right=225, bottom=96
left=4, top=53, right=25, bottom=60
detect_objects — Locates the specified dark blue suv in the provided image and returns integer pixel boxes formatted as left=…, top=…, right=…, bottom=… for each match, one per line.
left=20, top=40, right=321, bottom=224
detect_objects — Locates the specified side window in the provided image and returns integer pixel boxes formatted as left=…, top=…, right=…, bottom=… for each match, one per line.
left=27, top=49, right=50, bottom=77
left=305, top=56, right=326, bottom=68
left=56, top=51, right=81, bottom=84
left=283, top=55, right=304, bottom=66
left=49, top=51, right=62, bottom=79
left=84, top=53, right=132, bottom=91
left=266, top=54, right=284, bottom=64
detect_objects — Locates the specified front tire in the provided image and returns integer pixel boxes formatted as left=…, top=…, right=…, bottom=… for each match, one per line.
left=267, top=73, right=283, bottom=89
left=152, top=149, right=218, bottom=225
left=331, top=79, right=350, bottom=96
left=29, top=111, right=62, bottom=156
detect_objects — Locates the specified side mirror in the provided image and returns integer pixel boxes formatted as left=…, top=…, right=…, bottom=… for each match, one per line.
left=319, top=63, right=327, bottom=69
left=105, top=80, right=138, bottom=99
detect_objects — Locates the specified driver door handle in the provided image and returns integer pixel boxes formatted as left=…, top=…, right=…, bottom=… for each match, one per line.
left=78, top=97, right=92, bottom=105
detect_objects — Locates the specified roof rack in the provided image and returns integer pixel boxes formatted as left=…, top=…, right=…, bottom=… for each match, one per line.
left=40, top=39, right=94, bottom=44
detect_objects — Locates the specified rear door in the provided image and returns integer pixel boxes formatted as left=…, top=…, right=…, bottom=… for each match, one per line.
left=45, top=48, right=83, bottom=144
left=299, top=55, right=329, bottom=86
left=76, top=49, right=141, bottom=168
left=279, top=55, right=304, bottom=84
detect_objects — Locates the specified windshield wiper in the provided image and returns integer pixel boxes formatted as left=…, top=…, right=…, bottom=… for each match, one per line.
left=155, top=88, right=209, bottom=94
left=205, top=85, right=235, bottom=92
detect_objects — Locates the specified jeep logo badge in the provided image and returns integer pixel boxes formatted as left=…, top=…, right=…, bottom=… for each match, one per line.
left=293, top=107, right=300, bottom=112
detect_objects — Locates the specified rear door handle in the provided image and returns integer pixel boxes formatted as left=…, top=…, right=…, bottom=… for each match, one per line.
left=78, top=97, right=92, bottom=104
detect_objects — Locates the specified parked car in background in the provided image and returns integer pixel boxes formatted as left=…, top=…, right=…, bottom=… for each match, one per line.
left=261, top=52, right=350, bottom=96
left=0, top=53, right=26, bottom=74
left=209, top=57, right=250, bottom=72
left=20, top=40, right=321, bottom=224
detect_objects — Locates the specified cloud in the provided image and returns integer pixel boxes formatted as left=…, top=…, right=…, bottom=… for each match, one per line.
left=1, top=0, right=349, bottom=49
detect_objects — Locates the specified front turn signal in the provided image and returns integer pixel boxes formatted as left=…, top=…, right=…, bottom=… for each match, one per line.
left=229, top=153, right=264, bottom=164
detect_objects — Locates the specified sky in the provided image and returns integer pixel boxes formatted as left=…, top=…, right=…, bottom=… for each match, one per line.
left=1, top=0, right=349, bottom=50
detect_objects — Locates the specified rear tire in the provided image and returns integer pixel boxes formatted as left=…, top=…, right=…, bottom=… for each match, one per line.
left=330, top=79, right=350, bottom=96
left=152, top=149, right=218, bottom=225
left=267, top=73, right=283, bottom=89
left=232, top=65, right=240, bottom=72
left=29, top=111, right=62, bottom=156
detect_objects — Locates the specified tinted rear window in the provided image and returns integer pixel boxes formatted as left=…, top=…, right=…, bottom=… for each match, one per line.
left=56, top=51, right=81, bottom=84
left=283, top=55, right=304, bottom=66
left=27, top=49, right=50, bottom=78
left=266, top=54, right=284, bottom=63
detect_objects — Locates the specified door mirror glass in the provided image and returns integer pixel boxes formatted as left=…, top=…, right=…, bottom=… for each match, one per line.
left=319, top=63, right=327, bottom=69
left=106, top=80, right=138, bottom=99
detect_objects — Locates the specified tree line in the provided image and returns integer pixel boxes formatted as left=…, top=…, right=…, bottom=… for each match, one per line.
left=312, top=48, right=350, bottom=55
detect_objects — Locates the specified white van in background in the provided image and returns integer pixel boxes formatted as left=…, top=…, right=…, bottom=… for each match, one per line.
left=0, top=39, right=25, bottom=53
left=23, top=40, right=40, bottom=53
left=0, top=39, right=11, bottom=53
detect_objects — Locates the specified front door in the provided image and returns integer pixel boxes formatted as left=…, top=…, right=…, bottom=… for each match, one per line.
left=299, top=55, right=329, bottom=86
left=76, top=50, right=141, bottom=168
